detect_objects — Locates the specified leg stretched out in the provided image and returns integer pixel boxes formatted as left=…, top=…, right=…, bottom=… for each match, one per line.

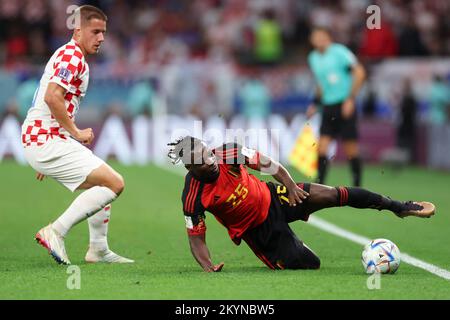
left=301, top=183, right=435, bottom=219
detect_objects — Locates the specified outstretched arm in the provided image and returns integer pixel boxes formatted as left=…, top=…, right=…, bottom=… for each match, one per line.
left=184, top=212, right=224, bottom=272
left=188, top=233, right=224, bottom=272
left=247, top=151, right=309, bottom=206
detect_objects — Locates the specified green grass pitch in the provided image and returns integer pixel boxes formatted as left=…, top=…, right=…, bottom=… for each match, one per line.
left=0, top=160, right=449, bottom=299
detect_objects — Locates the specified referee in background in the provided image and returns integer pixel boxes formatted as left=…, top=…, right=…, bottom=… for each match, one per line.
left=306, top=27, right=366, bottom=186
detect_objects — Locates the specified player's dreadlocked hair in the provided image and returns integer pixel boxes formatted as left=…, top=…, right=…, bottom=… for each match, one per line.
left=167, top=136, right=203, bottom=165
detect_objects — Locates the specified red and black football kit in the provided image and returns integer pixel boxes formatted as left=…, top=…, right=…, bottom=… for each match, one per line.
left=181, top=143, right=319, bottom=270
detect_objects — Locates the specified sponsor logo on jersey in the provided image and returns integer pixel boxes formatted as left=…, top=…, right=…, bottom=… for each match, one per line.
left=58, top=67, right=71, bottom=81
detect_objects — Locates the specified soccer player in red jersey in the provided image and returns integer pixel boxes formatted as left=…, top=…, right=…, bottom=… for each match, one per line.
left=168, top=136, right=435, bottom=272
left=22, top=5, right=132, bottom=265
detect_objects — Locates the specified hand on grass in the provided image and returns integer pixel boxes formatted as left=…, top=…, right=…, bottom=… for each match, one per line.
left=206, top=262, right=224, bottom=272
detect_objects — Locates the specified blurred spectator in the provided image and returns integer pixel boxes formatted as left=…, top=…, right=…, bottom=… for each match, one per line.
left=362, top=87, right=377, bottom=118
left=1, top=0, right=449, bottom=68
left=238, top=70, right=271, bottom=119
left=1, top=101, right=20, bottom=120
left=204, top=13, right=236, bottom=62
left=359, top=21, right=399, bottom=59
left=127, top=80, right=155, bottom=117
left=253, top=9, right=283, bottom=65
left=397, top=80, right=418, bottom=163
left=428, top=75, right=450, bottom=125
left=5, top=24, right=28, bottom=66
left=397, top=13, right=428, bottom=56
left=0, top=0, right=449, bottom=123
left=16, top=77, right=39, bottom=119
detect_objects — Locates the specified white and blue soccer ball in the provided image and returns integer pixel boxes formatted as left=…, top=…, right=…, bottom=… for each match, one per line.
left=361, top=238, right=401, bottom=274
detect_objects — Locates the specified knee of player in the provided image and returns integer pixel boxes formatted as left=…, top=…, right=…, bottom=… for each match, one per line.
left=109, top=174, right=125, bottom=195
left=116, top=174, right=125, bottom=194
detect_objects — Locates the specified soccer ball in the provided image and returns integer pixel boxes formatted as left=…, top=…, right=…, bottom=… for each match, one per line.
left=361, top=238, right=401, bottom=274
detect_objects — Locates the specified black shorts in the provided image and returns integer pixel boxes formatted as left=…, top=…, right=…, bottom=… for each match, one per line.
left=320, top=102, right=358, bottom=140
left=242, top=182, right=320, bottom=270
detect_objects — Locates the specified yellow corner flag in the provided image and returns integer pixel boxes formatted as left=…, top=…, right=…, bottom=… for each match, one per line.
left=288, top=124, right=318, bottom=179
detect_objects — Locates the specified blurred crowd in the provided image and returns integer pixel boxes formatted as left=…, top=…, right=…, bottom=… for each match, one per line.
left=1, top=0, right=449, bottom=69
left=0, top=0, right=449, bottom=126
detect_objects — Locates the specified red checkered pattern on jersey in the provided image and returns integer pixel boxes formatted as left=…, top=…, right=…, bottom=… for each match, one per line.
left=50, top=44, right=86, bottom=119
left=22, top=41, right=87, bottom=147
left=21, top=120, right=66, bottom=147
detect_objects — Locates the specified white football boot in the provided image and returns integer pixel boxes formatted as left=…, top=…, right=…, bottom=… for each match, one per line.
left=35, top=224, right=71, bottom=265
left=85, top=247, right=134, bottom=264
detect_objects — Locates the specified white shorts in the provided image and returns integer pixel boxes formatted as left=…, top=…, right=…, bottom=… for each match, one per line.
left=24, top=137, right=105, bottom=192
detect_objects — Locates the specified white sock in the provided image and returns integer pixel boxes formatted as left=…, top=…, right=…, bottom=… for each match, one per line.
left=53, top=186, right=117, bottom=237
left=87, top=204, right=111, bottom=252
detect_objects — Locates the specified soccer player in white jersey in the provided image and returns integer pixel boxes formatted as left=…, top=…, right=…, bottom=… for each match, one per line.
left=21, top=5, right=133, bottom=265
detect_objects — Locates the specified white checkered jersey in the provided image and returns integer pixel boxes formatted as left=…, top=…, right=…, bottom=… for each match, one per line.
left=21, top=39, right=89, bottom=147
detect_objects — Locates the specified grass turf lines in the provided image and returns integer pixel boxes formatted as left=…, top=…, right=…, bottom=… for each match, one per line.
left=0, top=161, right=449, bottom=299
